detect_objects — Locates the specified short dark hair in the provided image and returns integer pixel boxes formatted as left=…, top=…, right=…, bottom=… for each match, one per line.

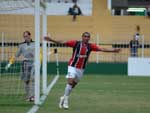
left=82, top=32, right=90, bottom=37
left=23, top=31, right=31, bottom=36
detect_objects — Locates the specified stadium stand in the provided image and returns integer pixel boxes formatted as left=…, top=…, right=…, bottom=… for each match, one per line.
left=1, top=0, right=149, bottom=41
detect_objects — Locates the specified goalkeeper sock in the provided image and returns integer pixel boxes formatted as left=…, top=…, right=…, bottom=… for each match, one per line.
left=30, top=80, right=35, bottom=97
left=25, top=83, right=30, bottom=98
left=64, top=84, right=72, bottom=96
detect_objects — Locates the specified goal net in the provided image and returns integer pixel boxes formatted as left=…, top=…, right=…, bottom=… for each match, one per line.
left=0, top=0, right=59, bottom=110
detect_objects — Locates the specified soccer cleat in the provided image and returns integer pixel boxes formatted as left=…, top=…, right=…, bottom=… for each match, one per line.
left=59, top=96, right=64, bottom=109
left=29, top=96, right=34, bottom=102
left=26, top=96, right=34, bottom=102
left=63, top=96, right=69, bottom=109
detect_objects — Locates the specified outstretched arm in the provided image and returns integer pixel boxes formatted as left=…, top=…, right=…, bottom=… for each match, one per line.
left=90, top=43, right=121, bottom=53
left=98, top=48, right=121, bottom=53
left=44, top=36, right=65, bottom=45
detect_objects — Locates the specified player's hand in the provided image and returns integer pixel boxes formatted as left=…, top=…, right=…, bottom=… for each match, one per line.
left=44, top=36, right=52, bottom=42
left=40, top=51, right=42, bottom=63
left=9, top=56, right=15, bottom=64
left=113, top=48, right=121, bottom=53
left=5, top=63, right=12, bottom=70
left=5, top=56, right=15, bottom=70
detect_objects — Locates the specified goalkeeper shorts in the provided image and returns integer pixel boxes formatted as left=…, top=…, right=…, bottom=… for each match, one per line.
left=21, top=60, right=34, bottom=82
left=66, top=66, right=84, bottom=82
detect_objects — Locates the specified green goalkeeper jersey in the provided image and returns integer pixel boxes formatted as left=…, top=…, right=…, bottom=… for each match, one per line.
left=15, top=41, right=35, bottom=61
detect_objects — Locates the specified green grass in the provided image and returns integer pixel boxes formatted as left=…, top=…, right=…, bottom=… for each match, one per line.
left=0, top=74, right=56, bottom=113
left=1, top=75, right=150, bottom=113
left=38, top=75, right=150, bottom=113
left=0, top=74, right=33, bottom=113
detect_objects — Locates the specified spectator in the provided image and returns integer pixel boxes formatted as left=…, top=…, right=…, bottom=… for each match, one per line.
left=68, top=3, right=83, bottom=21
left=135, top=25, right=140, bottom=41
left=129, top=35, right=139, bottom=57
left=134, top=33, right=140, bottom=41
left=146, top=6, right=150, bottom=18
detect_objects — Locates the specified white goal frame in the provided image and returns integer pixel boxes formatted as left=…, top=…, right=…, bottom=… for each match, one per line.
left=0, top=0, right=50, bottom=105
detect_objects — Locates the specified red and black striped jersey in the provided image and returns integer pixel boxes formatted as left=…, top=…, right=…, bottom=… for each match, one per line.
left=64, top=40, right=100, bottom=69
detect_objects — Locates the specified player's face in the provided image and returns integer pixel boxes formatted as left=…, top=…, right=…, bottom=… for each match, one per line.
left=23, top=32, right=31, bottom=42
left=82, top=35, right=90, bottom=44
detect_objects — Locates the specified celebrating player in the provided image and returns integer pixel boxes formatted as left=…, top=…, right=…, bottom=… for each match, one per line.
left=44, top=32, right=120, bottom=109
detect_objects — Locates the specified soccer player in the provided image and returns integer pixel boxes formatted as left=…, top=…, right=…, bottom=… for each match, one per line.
left=8, top=31, right=35, bottom=102
left=44, top=32, right=120, bottom=109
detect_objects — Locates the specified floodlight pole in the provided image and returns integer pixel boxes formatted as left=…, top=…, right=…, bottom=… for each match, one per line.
left=34, top=0, right=41, bottom=105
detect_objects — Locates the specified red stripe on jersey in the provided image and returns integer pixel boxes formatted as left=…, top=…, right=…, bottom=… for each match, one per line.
left=65, top=40, right=100, bottom=69
left=75, top=43, right=87, bottom=69
left=69, top=48, right=77, bottom=65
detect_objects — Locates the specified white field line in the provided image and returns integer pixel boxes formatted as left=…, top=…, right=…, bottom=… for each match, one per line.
left=27, top=75, right=59, bottom=113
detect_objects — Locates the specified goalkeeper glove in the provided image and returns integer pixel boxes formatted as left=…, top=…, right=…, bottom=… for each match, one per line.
left=40, top=51, right=42, bottom=64
left=9, top=56, right=15, bottom=64
left=5, top=56, right=15, bottom=70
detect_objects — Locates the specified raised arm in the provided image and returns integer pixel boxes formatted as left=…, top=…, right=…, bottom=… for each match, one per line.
left=44, top=36, right=65, bottom=45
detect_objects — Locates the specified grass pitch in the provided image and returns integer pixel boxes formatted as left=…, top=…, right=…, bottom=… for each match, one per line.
left=38, top=75, right=150, bottom=113
left=1, top=75, right=150, bottom=113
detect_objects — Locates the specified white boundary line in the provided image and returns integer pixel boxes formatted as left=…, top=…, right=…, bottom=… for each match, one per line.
left=27, top=75, right=59, bottom=113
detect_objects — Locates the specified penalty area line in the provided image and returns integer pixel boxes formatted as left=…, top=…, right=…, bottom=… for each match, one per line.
left=27, top=75, right=59, bottom=113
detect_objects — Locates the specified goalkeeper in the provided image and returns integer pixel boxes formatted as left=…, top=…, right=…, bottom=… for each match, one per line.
left=8, top=31, right=35, bottom=102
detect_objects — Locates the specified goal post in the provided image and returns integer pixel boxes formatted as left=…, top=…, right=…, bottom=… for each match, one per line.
left=0, top=0, right=48, bottom=105
left=42, top=3, right=47, bottom=95
left=34, top=0, right=41, bottom=105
